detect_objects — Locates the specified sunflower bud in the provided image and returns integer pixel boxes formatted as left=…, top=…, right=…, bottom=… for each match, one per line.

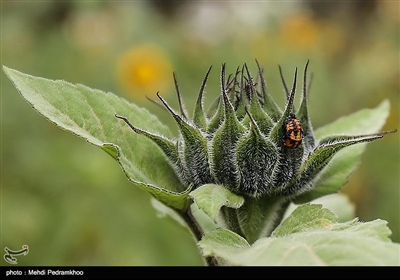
left=116, top=60, right=395, bottom=201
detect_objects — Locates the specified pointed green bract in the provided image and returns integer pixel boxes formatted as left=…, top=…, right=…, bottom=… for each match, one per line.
left=296, top=60, right=315, bottom=151
left=172, top=72, right=189, bottom=120
left=269, top=67, right=298, bottom=147
left=157, top=93, right=213, bottom=187
left=284, top=133, right=385, bottom=197
left=232, top=65, right=249, bottom=121
left=268, top=69, right=304, bottom=188
left=211, top=110, right=246, bottom=188
left=248, top=90, right=274, bottom=135
left=236, top=111, right=279, bottom=196
left=275, top=146, right=304, bottom=188
left=211, top=67, right=247, bottom=188
left=114, top=115, right=190, bottom=187
left=115, top=115, right=179, bottom=165
left=278, top=64, right=291, bottom=102
left=294, top=100, right=392, bottom=203
left=193, top=66, right=212, bottom=131
left=207, top=96, right=224, bottom=134
left=256, top=60, right=282, bottom=122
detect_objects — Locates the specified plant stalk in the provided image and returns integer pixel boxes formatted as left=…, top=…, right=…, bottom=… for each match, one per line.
left=180, top=205, right=219, bottom=266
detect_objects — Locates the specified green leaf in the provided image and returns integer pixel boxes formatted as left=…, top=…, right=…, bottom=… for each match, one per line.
left=314, top=99, right=390, bottom=138
left=3, top=66, right=190, bottom=211
left=197, top=228, right=250, bottom=257
left=284, top=194, right=356, bottom=223
left=309, top=194, right=355, bottom=223
left=189, top=184, right=244, bottom=222
left=294, top=100, right=391, bottom=203
left=137, top=183, right=192, bottom=211
left=200, top=204, right=400, bottom=266
left=227, top=231, right=399, bottom=266
left=273, top=204, right=338, bottom=237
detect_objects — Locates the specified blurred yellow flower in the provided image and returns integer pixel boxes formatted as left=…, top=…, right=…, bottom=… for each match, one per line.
left=277, top=11, right=345, bottom=58
left=278, top=12, right=319, bottom=51
left=116, top=44, right=172, bottom=100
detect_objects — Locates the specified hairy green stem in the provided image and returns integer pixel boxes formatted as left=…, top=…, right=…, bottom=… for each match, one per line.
left=180, top=206, right=219, bottom=266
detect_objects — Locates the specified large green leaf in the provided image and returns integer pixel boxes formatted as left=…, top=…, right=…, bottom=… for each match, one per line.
left=199, top=204, right=400, bottom=266
left=314, top=99, right=390, bottom=138
left=294, top=100, right=391, bottom=203
left=3, top=66, right=189, bottom=210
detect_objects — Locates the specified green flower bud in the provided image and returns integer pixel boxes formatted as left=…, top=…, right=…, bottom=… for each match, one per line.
left=116, top=60, right=396, bottom=201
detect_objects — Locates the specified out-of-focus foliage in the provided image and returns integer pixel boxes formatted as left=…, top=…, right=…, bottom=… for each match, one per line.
left=2, top=1, right=398, bottom=265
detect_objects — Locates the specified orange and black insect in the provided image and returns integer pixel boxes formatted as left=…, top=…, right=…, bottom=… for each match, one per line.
left=283, top=113, right=303, bottom=148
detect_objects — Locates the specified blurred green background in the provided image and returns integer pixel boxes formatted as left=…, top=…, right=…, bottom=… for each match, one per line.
left=1, top=1, right=399, bottom=266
